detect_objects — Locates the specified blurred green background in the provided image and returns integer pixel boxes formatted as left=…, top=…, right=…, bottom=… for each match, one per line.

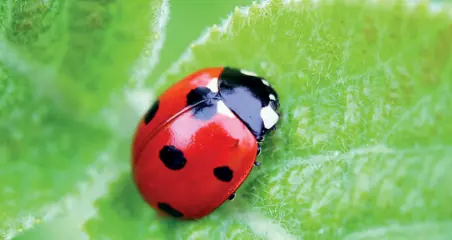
left=147, top=0, right=254, bottom=81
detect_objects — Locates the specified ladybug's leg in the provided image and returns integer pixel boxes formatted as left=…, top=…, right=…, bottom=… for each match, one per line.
left=228, top=193, right=236, bottom=200
left=256, top=144, right=262, bottom=156
left=254, top=144, right=262, bottom=167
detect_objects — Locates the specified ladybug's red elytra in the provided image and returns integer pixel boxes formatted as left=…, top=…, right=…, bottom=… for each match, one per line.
left=132, top=66, right=281, bottom=220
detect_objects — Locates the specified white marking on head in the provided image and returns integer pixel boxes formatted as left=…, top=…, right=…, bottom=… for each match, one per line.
left=269, top=94, right=276, bottom=101
left=240, top=69, right=258, bottom=77
left=217, top=100, right=235, bottom=118
left=261, top=79, right=270, bottom=86
left=260, top=104, right=279, bottom=129
left=206, top=77, right=218, bottom=92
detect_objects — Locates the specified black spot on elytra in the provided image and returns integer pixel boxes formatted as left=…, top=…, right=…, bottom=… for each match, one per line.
left=144, top=100, right=159, bottom=124
left=228, top=193, right=236, bottom=200
left=159, top=145, right=187, bottom=170
left=186, top=87, right=215, bottom=106
left=186, top=87, right=219, bottom=120
left=213, top=166, right=233, bottom=182
left=157, top=202, right=184, bottom=218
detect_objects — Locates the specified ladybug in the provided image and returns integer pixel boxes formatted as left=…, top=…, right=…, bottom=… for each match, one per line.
left=132, top=66, right=280, bottom=219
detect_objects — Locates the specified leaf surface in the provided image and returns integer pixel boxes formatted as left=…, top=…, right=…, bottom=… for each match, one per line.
left=87, top=0, right=452, bottom=239
left=0, top=0, right=168, bottom=238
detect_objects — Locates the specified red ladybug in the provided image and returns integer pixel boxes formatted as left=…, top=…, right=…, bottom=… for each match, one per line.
left=132, top=67, right=280, bottom=219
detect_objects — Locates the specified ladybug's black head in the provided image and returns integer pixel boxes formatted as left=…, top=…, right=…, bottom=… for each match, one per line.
left=218, top=67, right=281, bottom=141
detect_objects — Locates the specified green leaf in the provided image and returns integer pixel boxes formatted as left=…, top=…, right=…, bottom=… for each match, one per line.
left=0, top=0, right=168, bottom=128
left=149, top=0, right=254, bottom=80
left=84, top=173, right=167, bottom=240
left=0, top=63, right=117, bottom=238
left=0, top=0, right=169, bottom=238
left=85, top=0, right=452, bottom=239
